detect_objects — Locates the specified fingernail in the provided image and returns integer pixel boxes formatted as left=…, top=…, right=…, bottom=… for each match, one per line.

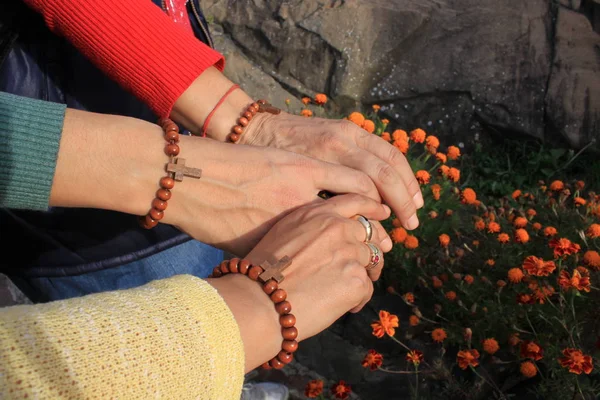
left=413, top=192, right=424, bottom=209
left=382, top=204, right=391, bottom=216
left=381, top=237, right=393, bottom=252
left=406, top=214, right=419, bottom=230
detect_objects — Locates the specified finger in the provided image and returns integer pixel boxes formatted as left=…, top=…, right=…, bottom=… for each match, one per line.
left=340, top=146, right=420, bottom=230
left=312, top=161, right=381, bottom=204
left=363, top=242, right=384, bottom=281
left=319, top=193, right=391, bottom=221
left=348, top=269, right=374, bottom=313
left=358, top=132, right=423, bottom=208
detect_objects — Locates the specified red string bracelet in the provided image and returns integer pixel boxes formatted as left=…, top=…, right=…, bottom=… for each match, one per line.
left=200, top=84, right=240, bottom=137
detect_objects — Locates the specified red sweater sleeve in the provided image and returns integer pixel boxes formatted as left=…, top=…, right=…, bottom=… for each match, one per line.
left=23, top=0, right=225, bottom=117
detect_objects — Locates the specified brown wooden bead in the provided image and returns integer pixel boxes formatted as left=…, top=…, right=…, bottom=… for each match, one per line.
left=165, top=130, right=180, bottom=142
left=248, top=265, right=264, bottom=281
left=160, top=177, right=175, bottom=189
left=238, top=259, right=251, bottom=275
left=158, top=118, right=171, bottom=128
left=149, top=208, right=164, bottom=221
left=281, top=340, right=298, bottom=353
left=282, top=327, right=298, bottom=341
left=270, top=289, right=287, bottom=303
left=277, top=351, right=293, bottom=365
left=212, top=267, right=222, bottom=278
left=269, top=358, right=284, bottom=370
left=233, top=125, right=244, bottom=135
left=250, top=102, right=259, bottom=110
left=263, top=280, right=278, bottom=295
left=275, top=301, right=292, bottom=315
left=261, top=362, right=272, bottom=370
left=243, top=111, right=253, bottom=120
left=156, top=189, right=172, bottom=201
left=144, top=215, right=159, bottom=229
left=228, top=258, right=240, bottom=274
left=229, top=133, right=239, bottom=143
left=247, top=105, right=257, bottom=114
left=279, top=314, right=296, bottom=328
left=152, top=198, right=168, bottom=211
left=164, top=123, right=178, bottom=133
left=220, top=260, right=230, bottom=274
left=165, top=144, right=180, bottom=156
left=257, top=99, right=267, bottom=105
left=238, top=117, right=249, bottom=127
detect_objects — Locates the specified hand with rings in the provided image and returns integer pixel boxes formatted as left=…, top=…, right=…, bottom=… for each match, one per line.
left=242, top=193, right=392, bottom=345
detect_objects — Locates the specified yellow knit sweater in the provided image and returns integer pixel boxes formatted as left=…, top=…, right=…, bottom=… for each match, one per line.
left=0, top=275, right=245, bottom=399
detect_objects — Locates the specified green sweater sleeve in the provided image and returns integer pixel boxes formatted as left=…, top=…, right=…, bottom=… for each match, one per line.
left=0, top=92, right=66, bottom=210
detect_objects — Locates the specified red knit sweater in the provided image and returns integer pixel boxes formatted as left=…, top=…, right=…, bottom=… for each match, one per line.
left=23, top=0, right=225, bottom=117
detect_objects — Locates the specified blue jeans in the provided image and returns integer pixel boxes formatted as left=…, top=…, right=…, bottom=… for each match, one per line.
left=11, top=240, right=223, bottom=303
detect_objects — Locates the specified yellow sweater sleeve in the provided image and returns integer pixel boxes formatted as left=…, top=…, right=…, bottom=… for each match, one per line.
left=0, top=275, right=244, bottom=399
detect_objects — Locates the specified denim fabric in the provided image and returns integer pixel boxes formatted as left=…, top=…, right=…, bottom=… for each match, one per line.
left=11, top=240, right=223, bottom=303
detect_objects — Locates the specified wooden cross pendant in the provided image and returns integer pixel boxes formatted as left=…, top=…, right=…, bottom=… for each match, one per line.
left=166, top=158, right=202, bottom=182
left=259, top=256, right=292, bottom=284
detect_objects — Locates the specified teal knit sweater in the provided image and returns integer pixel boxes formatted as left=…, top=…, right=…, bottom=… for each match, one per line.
left=0, top=92, right=66, bottom=210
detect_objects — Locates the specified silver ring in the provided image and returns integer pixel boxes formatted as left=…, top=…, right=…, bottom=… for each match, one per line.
left=365, top=243, right=381, bottom=271
left=356, top=215, right=373, bottom=242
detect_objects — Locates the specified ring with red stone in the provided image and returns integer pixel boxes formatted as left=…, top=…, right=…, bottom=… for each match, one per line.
left=365, top=243, right=381, bottom=270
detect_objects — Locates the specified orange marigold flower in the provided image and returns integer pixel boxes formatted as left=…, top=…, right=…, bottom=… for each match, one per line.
left=586, top=224, right=600, bottom=239
left=464, top=275, right=474, bottom=285
left=432, top=276, right=443, bottom=288
left=331, top=380, right=352, bottom=399
left=513, top=217, right=528, bottom=228
left=508, top=333, right=521, bottom=347
left=472, top=240, right=480, bottom=247
left=391, top=227, right=407, bottom=244
left=475, top=219, right=485, bottom=231
left=438, top=165, right=449, bottom=177
left=497, top=233, right=510, bottom=243
left=520, top=361, right=537, bottom=378
left=446, top=145, right=461, bottom=160
left=544, top=226, right=558, bottom=237
left=301, top=97, right=311, bottom=105
left=532, top=222, right=542, bottom=231
left=431, top=184, right=442, bottom=200
left=361, top=349, right=383, bottom=371
left=406, top=350, right=424, bottom=366
left=404, top=235, right=419, bottom=249
left=404, top=292, right=415, bottom=303
left=526, top=209, right=537, bottom=218
left=558, top=269, right=591, bottom=292
left=409, top=315, right=420, bottom=326
left=429, top=211, right=439, bottom=219
left=549, top=180, right=564, bottom=191
left=436, top=152, right=447, bottom=164
left=517, top=293, right=534, bottom=304
left=508, top=268, right=525, bottom=283
left=362, top=119, right=375, bottom=133
left=392, top=129, right=408, bottom=142
left=549, top=238, right=581, bottom=258
left=575, top=180, right=585, bottom=190
left=409, top=128, right=426, bottom=143
left=348, top=112, right=365, bottom=127
left=522, top=256, right=556, bottom=276
left=512, top=189, right=522, bottom=200
left=487, top=222, right=501, bottom=233
left=372, top=104, right=381, bottom=112
left=301, top=109, right=313, bottom=117
left=558, top=348, right=593, bottom=375
left=461, top=188, right=477, bottom=205
left=431, top=328, right=447, bottom=343
left=371, top=310, right=399, bottom=338
left=314, top=93, right=328, bottom=105
left=415, top=170, right=431, bottom=185
left=381, top=118, right=390, bottom=125
left=392, top=218, right=403, bottom=228
left=439, top=234, right=450, bottom=247
left=483, top=338, right=500, bottom=355
left=486, top=259, right=495, bottom=266
left=457, top=349, right=480, bottom=370
left=447, top=167, right=460, bottom=182
left=393, top=139, right=409, bottom=154
left=305, top=380, right=324, bottom=398
left=520, top=341, right=544, bottom=361
left=583, top=250, right=600, bottom=270
left=380, top=131, right=391, bottom=141
left=445, top=291, right=457, bottom=301
left=515, top=228, right=530, bottom=244
left=425, top=135, right=440, bottom=153
left=574, top=197, right=587, bottom=207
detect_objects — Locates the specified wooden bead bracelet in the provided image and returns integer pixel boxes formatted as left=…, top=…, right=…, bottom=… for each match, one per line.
left=209, top=256, right=297, bottom=370
left=139, top=118, right=202, bottom=229
left=228, top=99, right=281, bottom=143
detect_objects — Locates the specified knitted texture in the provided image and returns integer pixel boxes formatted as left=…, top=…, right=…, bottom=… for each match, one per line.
left=0, top=92, right=65, bottom=210
left=22, top=0, right=225, bottom=117
left=0, top=275, right=245, bottom=399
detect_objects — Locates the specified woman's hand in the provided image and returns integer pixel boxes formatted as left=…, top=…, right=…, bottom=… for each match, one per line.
left=240, top=112, right=424, bottom=230
left=209, top=194, right=390, bottom=370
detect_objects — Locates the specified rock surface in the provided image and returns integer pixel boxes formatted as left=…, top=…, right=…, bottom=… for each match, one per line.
left=200, top=0, right=599, bottom=149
